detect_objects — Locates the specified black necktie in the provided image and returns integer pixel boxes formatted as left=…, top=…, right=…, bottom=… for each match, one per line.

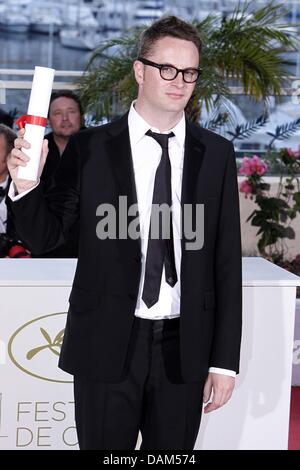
left=142, top=129, right=178, bottom=309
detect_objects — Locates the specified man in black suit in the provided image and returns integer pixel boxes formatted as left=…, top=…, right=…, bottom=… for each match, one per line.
left=8, top=16, right=242, bottom=450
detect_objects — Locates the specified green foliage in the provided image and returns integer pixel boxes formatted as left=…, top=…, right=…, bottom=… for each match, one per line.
left=79, top=29, right=141, bottom=121
left=78, top=1, right=298, bottom=122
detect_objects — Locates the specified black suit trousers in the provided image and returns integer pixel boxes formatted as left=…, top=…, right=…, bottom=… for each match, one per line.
left=73, top=316, right=205, bottom=450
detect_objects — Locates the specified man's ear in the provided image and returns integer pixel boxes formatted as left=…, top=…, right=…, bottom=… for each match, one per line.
left=133, top=60, right=144, bottom=86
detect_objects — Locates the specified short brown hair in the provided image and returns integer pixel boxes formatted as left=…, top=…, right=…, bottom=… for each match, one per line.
left=49, top=90, right=84, bottom=118
left=137, top=15, right=202, bottom=59
left=0, top=124, right=16, bottom=155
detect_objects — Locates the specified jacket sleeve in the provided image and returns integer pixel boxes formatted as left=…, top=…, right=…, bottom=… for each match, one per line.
left=210, top=142, right=243, bottom=373
left=9, top=135, right=81, bottom=255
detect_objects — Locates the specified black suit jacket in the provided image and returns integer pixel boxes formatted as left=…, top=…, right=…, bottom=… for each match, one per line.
left=31, top=132, right=79, bottom=258
left=10, top=113, right=242, bottom=383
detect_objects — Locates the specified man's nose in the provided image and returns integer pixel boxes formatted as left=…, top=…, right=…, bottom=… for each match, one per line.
left=171, top=72, right=185, bottom=87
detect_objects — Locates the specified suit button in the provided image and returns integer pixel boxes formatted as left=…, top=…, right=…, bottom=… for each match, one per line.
left=129, top=293, right=137, bottom=301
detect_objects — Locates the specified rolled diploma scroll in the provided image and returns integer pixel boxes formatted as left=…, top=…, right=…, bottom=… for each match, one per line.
left=18, top=66, right=55, bottom=181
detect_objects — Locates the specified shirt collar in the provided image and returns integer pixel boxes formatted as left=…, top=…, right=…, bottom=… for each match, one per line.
left=128, top=100, right=185, bottom=148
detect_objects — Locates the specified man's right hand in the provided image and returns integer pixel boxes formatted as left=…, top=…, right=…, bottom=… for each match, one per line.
left=7, top=128, right=49, bottom=195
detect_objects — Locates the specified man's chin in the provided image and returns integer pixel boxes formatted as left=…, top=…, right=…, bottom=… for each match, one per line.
left=57, top=131, right=75, bottom=138
left=163, top=97, right=189, bottom=112
left=165, top=103, right=187, bottom=114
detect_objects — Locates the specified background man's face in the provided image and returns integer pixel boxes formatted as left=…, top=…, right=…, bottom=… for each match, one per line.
left=135, top=36, right=199, bottom=116
left=0, top=134, right=8, bottom=180
left=48, top=97, right=82, bottom=139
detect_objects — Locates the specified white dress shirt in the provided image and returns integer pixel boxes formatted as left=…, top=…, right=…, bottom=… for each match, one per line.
left=128, top=102, right=183, bottom=320
left=9, top=105, right=235, bottom=377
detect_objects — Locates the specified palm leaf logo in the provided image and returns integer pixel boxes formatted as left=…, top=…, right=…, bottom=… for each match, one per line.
left=26, top=328, right=64, bottom=360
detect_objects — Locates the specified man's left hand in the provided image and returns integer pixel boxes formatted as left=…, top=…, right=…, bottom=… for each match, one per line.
left=203, top=372, right=235, bottom=413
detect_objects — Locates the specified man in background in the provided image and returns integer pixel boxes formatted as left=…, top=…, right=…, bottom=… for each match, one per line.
left=42, top=90, right=84, bottom=186
left=37, top=91, right=84, bottom=257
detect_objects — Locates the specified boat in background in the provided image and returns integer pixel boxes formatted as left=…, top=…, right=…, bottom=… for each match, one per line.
left=59, top=0, right=100, bottom=50
left=30, top=10, right=62, bottom=35
left=59, top=28, right=102, bottom=50
left=0, top=6, right=30, bottom=34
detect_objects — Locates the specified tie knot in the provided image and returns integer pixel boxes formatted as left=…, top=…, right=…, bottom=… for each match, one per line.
left=146, top=129, right=174, bottom=149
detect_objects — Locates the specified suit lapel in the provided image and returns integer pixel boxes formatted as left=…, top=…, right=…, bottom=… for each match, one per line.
left=180, top=121, right=206, bottom=266
left=104, top=113, right=141, bottom=257
left=105, top=113, right=138, bottom=209
left=181, top=121, right=206, bottom=206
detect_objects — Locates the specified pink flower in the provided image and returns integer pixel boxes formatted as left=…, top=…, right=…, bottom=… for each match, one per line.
left=287, top=145, right=300, bottom=159
left=240, top=179, right=253, bottom=197
left=239, top=155, right=268, bottom=176
left=239, top=157, right=252, bottom=176
left=287, top=148, right=296, bottom=157
left=251, top=155, right=268, bottom=175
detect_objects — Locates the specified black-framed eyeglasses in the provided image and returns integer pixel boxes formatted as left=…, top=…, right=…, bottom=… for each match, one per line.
left=138, top=57, right=201, bottom=83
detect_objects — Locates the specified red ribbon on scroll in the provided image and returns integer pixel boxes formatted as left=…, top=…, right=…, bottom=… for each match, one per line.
left=16, top=114, right=47, bottom=129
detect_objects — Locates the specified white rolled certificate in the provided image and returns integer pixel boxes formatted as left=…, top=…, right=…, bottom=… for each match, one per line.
left=17, top=66, right=55, bottom=181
